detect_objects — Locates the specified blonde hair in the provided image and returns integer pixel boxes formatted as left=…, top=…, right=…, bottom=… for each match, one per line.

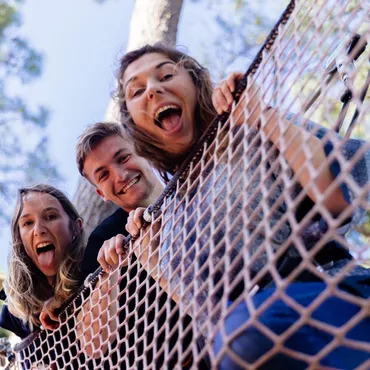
left=4, top=184, right=85, bottom=328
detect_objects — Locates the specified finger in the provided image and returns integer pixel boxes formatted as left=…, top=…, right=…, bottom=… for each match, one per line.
left=104, top=236, right=124, bottom=267
left=115, top=234, right=125, bottom=255
left=41, top=303, right=60, bottom=323
left=226, top=71, right=243, bottom=93
left=231, top=94, right=246, bottom=126
left=220, top=83, right=234, bottom=107
left=212, top=88, right=228, bottom=114
left=126, top=213, right=140, bottom=236
left=97, top=244, right=111, bottom=273
left=48, top=309, right=59, bottom=323
left=214, top=86, right=229, bottom=110
left=133, top=209, right=145, bottom=230
left=39, top=311, right=59, bottom=330
left=108, top=238, right=119, bottom=266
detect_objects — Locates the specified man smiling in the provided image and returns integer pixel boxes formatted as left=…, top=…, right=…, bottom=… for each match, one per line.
left=77, top=122, right=163, bottom=214
left=74, top=122, right=200, bottom=369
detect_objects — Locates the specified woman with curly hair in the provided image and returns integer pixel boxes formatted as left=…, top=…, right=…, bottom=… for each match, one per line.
left=101, top=44, right=370, bottom=369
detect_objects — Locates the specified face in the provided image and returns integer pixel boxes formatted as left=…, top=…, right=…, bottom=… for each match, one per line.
left=122, top=52, right=198, bottom=154
left=83, top=135, right=163, bottom=211
left=18, top=192, right=74, bottom=285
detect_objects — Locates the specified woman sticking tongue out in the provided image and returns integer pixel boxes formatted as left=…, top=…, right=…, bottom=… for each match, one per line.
left=156, top=106, right=182, bottom=133
left=18, top=191, right=76, bottom=286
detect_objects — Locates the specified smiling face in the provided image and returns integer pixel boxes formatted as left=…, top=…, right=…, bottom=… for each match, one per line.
left=122, top=52, right=198, bottom=154
left=83, top=135, right=163, bottom=211
left=18, top=192, right=73, bottom=285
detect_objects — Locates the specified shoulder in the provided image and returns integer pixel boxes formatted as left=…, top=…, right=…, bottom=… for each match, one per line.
left=90, top=207, right=129, bottom=239
left=79, top=208, right=129, bottom=282
left=0, top=304, right=30, bottom=339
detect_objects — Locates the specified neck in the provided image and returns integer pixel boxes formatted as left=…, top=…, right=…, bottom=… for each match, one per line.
left=147, top=181, right=164, bottom=206
left=47, top=275, right=56, bottom=287
left=123, top=182, right=164, bottom=213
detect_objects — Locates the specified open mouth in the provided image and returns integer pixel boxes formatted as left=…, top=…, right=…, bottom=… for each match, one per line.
left=154, top=104, right=182, bottom=131
left=36, top=242, right=56, bottom=268
left=119, top=175, right=140, bottom=195
left=36, top=242, right=55, bottom=255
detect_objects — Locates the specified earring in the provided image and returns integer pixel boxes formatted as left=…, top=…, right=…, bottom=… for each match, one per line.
left=72, top=235, right=76, bottom=242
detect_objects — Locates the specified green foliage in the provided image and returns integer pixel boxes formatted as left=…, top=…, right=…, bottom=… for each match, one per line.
left=0, top=0, right=61, bottom=227
left=199, top=0, right=282, bottom=80
left=0, top=302, right=9, bottom=338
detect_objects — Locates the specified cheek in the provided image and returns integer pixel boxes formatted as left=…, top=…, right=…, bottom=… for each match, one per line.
left=57, top=223, right=73, bottom=254
left=19, top=231, right=32, bottom=255
left=23, top=245, right=33, bottom=259
left=127, top=101, right=143, bottom=123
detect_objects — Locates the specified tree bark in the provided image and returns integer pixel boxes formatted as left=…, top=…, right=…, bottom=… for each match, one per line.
left=127, top=0, right=184, bottom=51
left=73, top=179, right=118, bottom=238
left=73, top=0, right=184, bottom=237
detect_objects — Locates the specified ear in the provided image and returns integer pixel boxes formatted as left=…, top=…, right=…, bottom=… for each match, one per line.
left=76, top=218, right=83, bottom=231
left=95, top=188, right=110, bottom=203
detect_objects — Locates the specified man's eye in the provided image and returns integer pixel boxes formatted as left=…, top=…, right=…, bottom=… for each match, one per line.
left=161, top=74, right=173, bottom=82
left=99, top=171, right=109, bottom=181
left=119, top=154, right=130, bottom=163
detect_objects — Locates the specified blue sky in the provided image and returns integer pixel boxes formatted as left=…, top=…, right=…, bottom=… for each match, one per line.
left=0, top=0, right=232, bottom=272
left=16, top=0, right=136, bottom=196
left=2, top=0, right=137, bottom=272
left=1, top=0, right=286, bottom=273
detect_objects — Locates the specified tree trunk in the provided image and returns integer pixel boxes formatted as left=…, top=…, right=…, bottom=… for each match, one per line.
left=73, top=0, right=184, bottom=237
left=73, top=178, right=117, bottom=238
left=127, top=0, right=184, bottom=51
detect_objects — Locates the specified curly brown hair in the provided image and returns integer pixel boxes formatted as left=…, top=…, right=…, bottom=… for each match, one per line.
left=116, top=44, right=217, bottom=182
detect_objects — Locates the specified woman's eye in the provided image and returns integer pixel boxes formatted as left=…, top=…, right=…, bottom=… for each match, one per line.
left=161, top=74, right=173, bottom=82
left=23, top=220, right=33, bottom=227
left=132, top=88, right=144, bottom=97
left=46, top=214, right=57, bottom=221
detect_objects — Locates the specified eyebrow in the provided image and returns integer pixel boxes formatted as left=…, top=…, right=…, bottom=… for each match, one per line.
left=20, top=207, right=59, bottom=220
left=93, top=149, right=128, bottom=179
left=124, top=61, right=176, bottom=91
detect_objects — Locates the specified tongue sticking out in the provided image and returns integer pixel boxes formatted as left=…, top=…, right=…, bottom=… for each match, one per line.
left=160, top=111, right=182, bottom=131
left=37, top=250, right=55, bottom=269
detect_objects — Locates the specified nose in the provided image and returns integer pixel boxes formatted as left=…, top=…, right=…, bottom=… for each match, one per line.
left=34, top=219, right=47, bottom=237
left=147, top=80, right=164, bottom=100
left=114, top=166, right=129, bottom=184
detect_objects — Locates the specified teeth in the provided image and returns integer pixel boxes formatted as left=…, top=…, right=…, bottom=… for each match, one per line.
left=154, top=105, right=179, bottom=120
left=122, top=177, right=139, bottom=194
left=37, top=242, right=52, bottom=249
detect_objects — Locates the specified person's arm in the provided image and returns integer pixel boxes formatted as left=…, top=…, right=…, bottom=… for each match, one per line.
left=98, top=209, right=180, bottom=303
left=126, top=208, right=180, bottom=303
left=0, top=304, right=30, bottom=339
left=212, top=73, right=348, bottom=216
left=260, top=108, right=348, bottom=215
left=76, top=270, right=119, bottom=359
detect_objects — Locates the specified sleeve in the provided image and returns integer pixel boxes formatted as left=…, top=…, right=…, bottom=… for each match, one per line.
left=78, top=208, right=129, bottom=284
left=0, top=304, right=30, bottom=339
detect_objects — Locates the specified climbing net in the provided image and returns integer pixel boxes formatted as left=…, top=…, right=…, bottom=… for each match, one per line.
left=10, top=0, right=370, bottom=368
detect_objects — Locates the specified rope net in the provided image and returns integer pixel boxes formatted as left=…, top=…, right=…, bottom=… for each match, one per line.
left=11, top=0, right=370, bottom=368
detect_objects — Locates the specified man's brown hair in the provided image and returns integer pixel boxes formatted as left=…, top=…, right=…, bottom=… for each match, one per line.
left=76, top=122, right=128, bottom=177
